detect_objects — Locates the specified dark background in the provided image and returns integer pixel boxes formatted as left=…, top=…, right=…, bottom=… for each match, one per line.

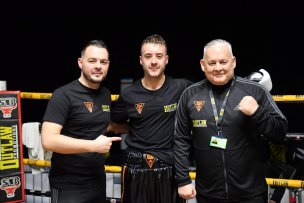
left=1, top=1, right=303, bottom=164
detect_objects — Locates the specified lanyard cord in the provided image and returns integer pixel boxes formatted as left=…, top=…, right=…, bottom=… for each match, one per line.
left=208, top=79, right=235, bottom=134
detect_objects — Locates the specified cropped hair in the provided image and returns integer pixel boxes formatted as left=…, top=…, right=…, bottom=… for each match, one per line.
left=140, top=34, right=167, bottom=54
left=81, top=40, right=109, bottom=57
left=203, top=39, right=233, bottom=58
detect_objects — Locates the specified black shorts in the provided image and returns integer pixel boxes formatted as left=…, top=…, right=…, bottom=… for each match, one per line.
left=121, top=151, right=185, bottom=203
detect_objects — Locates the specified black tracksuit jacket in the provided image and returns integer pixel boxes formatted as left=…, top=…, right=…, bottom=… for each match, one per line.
left=174, top=76, right=288, bottom=200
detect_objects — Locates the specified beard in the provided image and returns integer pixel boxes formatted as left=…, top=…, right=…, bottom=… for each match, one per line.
left=83, top=71, right=106, bottom=84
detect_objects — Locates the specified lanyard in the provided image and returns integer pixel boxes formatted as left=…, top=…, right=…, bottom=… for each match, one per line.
left=208, top=79, right=235, bottom=136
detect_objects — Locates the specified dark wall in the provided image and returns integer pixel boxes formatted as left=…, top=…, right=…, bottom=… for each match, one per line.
left=2, top=1, right=303, bottom=133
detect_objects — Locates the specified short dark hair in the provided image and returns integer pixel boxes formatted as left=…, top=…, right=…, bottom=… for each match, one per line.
left=81, top=40, right=109, bottom=56
left=140, top=34, right=167, bottom=54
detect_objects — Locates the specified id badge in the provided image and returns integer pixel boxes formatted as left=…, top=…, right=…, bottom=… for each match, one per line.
left=210, top=136, right=227, bottom=149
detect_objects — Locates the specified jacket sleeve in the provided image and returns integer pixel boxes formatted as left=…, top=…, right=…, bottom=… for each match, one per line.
left=173, top=91, right=193, bottom=187
left=251, top=89, right=288, bottom=142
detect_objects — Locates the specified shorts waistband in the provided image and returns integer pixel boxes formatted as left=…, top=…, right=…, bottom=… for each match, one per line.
left=124, top=151, right=170, bottom=169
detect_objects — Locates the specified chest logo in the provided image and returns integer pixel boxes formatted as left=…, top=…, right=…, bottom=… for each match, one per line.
left=135, top=103, right=144, bottom=114
left=192, top=120, right=207, bottom=127
left=164, top=103, right=177, bottom=112
left=84, top=102, right=93, bottom=113
left=102, top=105, right=110, bottom=112
left=194, top=100, right=205, bottom=112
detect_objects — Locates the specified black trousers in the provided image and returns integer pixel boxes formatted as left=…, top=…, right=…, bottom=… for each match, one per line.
left=121, top=151, right=185, bottom=203
left=50, top=174, right=106, bottom=203
left=196, top=193, right=267, bottom=203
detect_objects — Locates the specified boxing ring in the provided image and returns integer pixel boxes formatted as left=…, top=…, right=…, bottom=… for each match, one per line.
left=1, top=92, right=304, bottom=203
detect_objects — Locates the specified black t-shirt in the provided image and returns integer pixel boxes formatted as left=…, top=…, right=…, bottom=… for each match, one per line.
left=111, top=76, right=192, bottom=164
left=43, top=80, right=111, bottom=189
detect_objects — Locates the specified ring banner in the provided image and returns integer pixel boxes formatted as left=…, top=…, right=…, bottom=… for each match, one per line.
left=0, top=91, right=25, bottom=202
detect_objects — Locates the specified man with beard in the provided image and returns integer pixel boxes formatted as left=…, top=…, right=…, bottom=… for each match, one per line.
left=41, top=40, right=121, bottom=203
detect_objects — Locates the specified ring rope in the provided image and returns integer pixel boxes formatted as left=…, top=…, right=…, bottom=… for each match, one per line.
left=20, top=92, right=304, bottom=102
left=266, top=178, right=304, bottom=188
left=23, top=159, right=303, bottom=187
left=23, top=158, right=122, bottom=173
left=20, top=92, right=119, bottom=101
